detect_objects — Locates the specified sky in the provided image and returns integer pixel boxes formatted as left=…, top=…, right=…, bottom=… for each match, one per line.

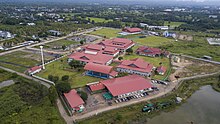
left=1, top=0, right=220, bottom=5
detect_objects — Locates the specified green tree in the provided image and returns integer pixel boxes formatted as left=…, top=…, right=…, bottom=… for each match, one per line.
left=48, top=75, right=54, bottom=81
left=55, top=82, right=71, bottom=93
left=118, top=57, right=123, bottom=60
left=48, top=86, right=58, bottom=104
left=68, top=60, right=83, bottom=69
left=77, top=91, right=88, bottom=101
left=53, top=76, right=59, bottom=83
left=62, top=45, right=66, bottom=50
left=126, top=48, right=133, bottom=55
left=61, top=75, right=69, bottom=81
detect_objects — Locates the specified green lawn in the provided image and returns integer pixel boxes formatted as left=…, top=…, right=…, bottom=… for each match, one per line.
left=123, top=53, right=171, bottom=80
left=164, top=21, right=186, bottom=27
left=0, top=51, right=41, bottom=73
left=47, top=39, right=79, bottom=47
left=86, top=17, right=113, bottom=23
left=0, top=69, right=65, bottom=124
left=89, top=28, right=121, bottom=38
left=161, top=36, right=220, bottom=62
left=133, top=36, right=175, bottom=47
left=36, top=58, right=101, bottom=88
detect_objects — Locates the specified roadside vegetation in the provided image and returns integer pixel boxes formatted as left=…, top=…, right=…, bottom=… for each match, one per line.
left=0, top=69, right=65, bottom=124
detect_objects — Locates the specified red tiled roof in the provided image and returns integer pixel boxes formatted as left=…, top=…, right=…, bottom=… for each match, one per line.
left=84, top=63, right=112, bottom=74
left=123, top=28, right=142, bottom=33
left=136, top=46, right=162, bottom=55
left=68, top=52, right=113, bottom=65
left=99, top=38, right=135, bottom=50
left=88, top=83, right=105, bottom=92
left=117, top=58, right=153, bottom=73
left=86, top=44, right=103, bottom=51
left=157, top=66, right=166, bottom=73
left=84, top=63, right=118, bottom=77
left=64, top=89, right=84, bottom=108
left=28, top=66, right=41, bottom=72
left=101, top=75, right=152, bottom=96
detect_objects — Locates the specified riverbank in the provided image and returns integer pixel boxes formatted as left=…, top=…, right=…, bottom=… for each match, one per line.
left=78, top=73, right=220, bottom=124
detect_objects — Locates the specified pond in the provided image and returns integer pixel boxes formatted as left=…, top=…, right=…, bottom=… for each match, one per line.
left=147, top=85, right=220, bottom=124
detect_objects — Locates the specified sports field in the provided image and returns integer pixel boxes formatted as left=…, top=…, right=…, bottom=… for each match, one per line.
left=89, top=28, right=120, bottom=38
left=86, top=17, right=113, bottom=23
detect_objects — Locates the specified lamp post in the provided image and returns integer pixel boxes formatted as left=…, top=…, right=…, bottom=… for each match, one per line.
left=40, top=45, right=45, bottom=69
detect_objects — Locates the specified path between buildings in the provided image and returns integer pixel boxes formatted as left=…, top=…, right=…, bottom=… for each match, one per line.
left=67, top=70, right=220, bottom=121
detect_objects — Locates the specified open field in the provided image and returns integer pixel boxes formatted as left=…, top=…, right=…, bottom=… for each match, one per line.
left=88, top=28, right=120, bottom=38
left=0, top=51, right=41, bottom=72
left=132, top=36, right=175, bottom=47
left=86, top=17, right=113, bottom=23
left=36, top=57, right=101, bottom=88
left=123, top=53, right=171, bottom=80
left=164, top=21, right=186, bottom=27
left=161, top=36, right=220, bottom=62
left=79, top=73, right=220, bottom=124
left=0, top=69, right=65, bottom=124
left=46, top=39, right=79, bottom=47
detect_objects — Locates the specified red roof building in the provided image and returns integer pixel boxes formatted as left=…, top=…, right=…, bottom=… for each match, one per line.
left=136, top=46, right=169, bottom=57
left=156, top=66, right=167, bottom=75
left=84, top=63, right=118, bottom=79
left=27, top=66, right=42, bottom=75
left=100, top=75, right=152, bottom=97
left=98, top=38, right=135, bottom=52
left=122, top=28, right=142, bottom=33
left=83, top=44, right=119, bottom=57
left=87, top=82, right=106, bottom=92
left=63, top=89, right=85, bottom=112
left=116, top=58, right=154, bottom=77
left=68, top=51, right=113, bottom=65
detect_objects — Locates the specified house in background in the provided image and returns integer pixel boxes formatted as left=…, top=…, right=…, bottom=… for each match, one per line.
left=84, top=63, right=118, bottom=79
left=27, top=66, right=42, bottom=75
left=63, top=89, right=85, bottom=113
left=136, top=46, right=169, bottom=57
left=156, top=66, right=167, bottom=75
left=163, top=31, right=176, bottom=38
left=48, top=30, right=62, bottom=36
left=0, top=31, right=14, bottom=39
left=116, top=58, right=154, bottom=77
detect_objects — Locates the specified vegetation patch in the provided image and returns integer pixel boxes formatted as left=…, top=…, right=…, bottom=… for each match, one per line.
left=0, top=69, right=65, bottom=124
left=89, top=28, right=120, bottom=38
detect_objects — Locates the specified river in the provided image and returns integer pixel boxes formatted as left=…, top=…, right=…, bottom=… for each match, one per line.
left=147, top=85, right=220, bottom=124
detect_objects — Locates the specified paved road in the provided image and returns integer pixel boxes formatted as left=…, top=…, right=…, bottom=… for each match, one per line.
left=0, top=27, right=102, bottom=56
left=172, top=53, right=220, bottom=65
left=0, top=66, right=51, bottom=88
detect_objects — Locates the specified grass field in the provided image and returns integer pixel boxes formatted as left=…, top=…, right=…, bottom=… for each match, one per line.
left=36, top=57, right=101, bottom=88
left=0, top=51, right=40, bottom=72
left=0, top=69, right=65, bottom=124
left=79, top=74, right=220, bottom=124
left=132, top=36, right=175, bottom=47
left=162, top=36, right=220, bottom=62
left=89, top=28, right=120, bottom=38
left=47, top=39, right=79, bottom=47
left=86, top=17, right=113, bottom=23
left=164, top=21, right=186, bottom=27
left=123, top=53, right=171, bottom=80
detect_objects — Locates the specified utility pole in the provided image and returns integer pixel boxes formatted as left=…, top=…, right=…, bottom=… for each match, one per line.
left=40, top=45, right=45, bottom=69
